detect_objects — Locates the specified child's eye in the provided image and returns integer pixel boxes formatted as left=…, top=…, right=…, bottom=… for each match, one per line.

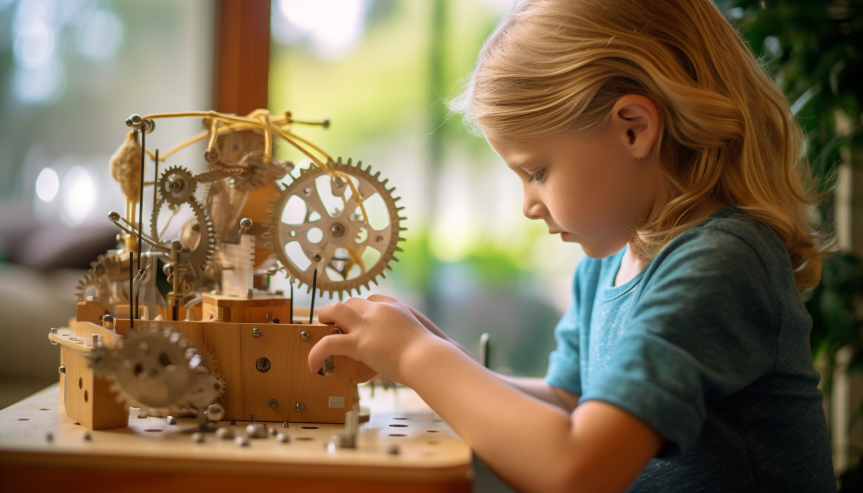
left=528, top=169, right=545, bottom=183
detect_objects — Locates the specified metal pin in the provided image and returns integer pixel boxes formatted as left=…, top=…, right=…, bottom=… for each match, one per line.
left=92, top=334, right=100, bottom=348
left=282, top=421, right=288, bottom=428
left=167, top=416, right=177, bottom=425
left=251, top=413, right=256, bottom=423
left=309, top=268, right=318, bottom=324
left=479, top=333, right=491, bottom=369
left=289, top=283, right=294, bottom=325
left=129, top=251, right=134, bottom=329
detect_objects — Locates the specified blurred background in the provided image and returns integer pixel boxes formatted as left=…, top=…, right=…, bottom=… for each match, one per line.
left=0, top=0, right=861, bottom=489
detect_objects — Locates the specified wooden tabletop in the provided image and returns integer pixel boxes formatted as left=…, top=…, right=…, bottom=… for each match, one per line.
left=0, top=383, right=473, bottom=492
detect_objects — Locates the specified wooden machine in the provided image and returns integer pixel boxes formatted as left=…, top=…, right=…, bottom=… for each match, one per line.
left=51, top=109, right=405, bottom=433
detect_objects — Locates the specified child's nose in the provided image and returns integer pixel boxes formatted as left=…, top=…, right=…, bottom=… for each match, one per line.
left=523, top=198, right=548, bottom=220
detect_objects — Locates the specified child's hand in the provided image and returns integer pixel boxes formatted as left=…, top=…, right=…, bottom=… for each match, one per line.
left=307, top=295, right=439, bottom=383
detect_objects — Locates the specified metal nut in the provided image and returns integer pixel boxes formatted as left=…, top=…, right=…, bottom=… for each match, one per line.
left=252, top=327, right=262, bottom=338
left=300, top=331, right=310, bottom=341
left=295, top=402, right=305, bottom=412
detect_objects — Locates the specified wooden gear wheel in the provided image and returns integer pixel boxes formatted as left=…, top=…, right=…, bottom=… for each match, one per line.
left=264, top=157, right=405, bottom=299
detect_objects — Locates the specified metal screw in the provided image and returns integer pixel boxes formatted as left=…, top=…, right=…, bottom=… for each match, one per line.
left=269, top=427, right=278, bottom=436
left=50, top=328, right=58, bottom=334
left=252, top=327, right=262, bottom=338
left=255, top=357, right=271, bottom=373
left=332, top=328, right=341, bottom=334
left=268, top=399, right=278, bottom=409
left=216, top=427, right=235, bottom=440
left=282, top=421, right=288, bottom=428
left=59, top=365, right=66, bottom=374
left=167, top=416, right=177, bottom=425
left=295, top=402, right=305, bottom=412
left=300, top=331, right=310, bottom=341
left=276, top=433, right=291, bottom=443
left=313, top=254, right=322, bottom=262
left=235, top=435, right=249, bottom=447
left=331, top=223, right=345, bottom=237
left=92, top=334, right=100, bottom=348
left=191, top=432, right=205, bottom=443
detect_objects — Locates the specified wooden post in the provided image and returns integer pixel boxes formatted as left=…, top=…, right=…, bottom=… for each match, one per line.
left=213, top=0, right=271, bottom=114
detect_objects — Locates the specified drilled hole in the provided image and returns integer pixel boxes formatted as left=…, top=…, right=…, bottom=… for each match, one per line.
left=393, top=417, right=408, bottom=420
left=18, top=418, right=29, bottom=421
left=145, top=429, right=163, bottom=433
left=84, top=390, right=88, bottom=403
left=389, top=424, right=407, bottom=427
left=40, top=408, right=50, bottom=411
left=427, top=430, right=439, bottom=433
left=389, top=434, right=406, bottom=437
left=296, top=437, right=313, bottom=441
left=428, top=440, right=439, bottom=445
left=78, top=378, right=83, bottom=389
left=301, top=426, right=318, bottom=429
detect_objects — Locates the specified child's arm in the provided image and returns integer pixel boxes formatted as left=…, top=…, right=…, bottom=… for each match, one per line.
left=310, top=295, right=664, bottom=493
left=407, top=305, right=579, bottom=411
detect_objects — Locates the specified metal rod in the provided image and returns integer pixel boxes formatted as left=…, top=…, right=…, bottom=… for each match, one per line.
left=135, top=131, right=147, bottom=321
left=309, top=269, right=317, bottom=324
left=289, top=282, right=294, bottom=324
left=129, top=251, right=134, bottom=329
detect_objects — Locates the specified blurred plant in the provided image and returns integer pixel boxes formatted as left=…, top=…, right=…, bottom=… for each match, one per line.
left=724, top=0, right=863, bottom=485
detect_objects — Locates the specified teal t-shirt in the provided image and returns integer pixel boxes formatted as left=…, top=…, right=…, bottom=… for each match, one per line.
left=545, top=206, right=835, bottom=492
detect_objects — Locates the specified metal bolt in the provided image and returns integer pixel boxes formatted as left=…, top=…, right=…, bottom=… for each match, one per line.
left=167, top=416, right=177, bottom=425
left=269, top=427, right=278, bottom=436
left=102, top=314, right=115, bottom=331
left=295, top=402, right=305, bottom=412
left=252, top=327, right=262, bottom=338
left=92, top=334, right=100, bottom=348
left=235, top=435, right=249, bottom=447
left=313, top=254, right=322, bottom=262
left=282, top=421, right=288, bottom=428
left=216, top=427, right=235, bottom=440
left=332, top=328, right=341, bottom=334
left=191, top=432, right=205, bottom=443
left=50, top=328, right=58, bottom=334
left=59, top=365, right=66, bottom=374
left=268, top=399, right=278, bottom=409
left=300, top=331, right=310, bottom=341
left=331, top=223, right=345, bottom=237
left=276, top=433, right=291, bottom=443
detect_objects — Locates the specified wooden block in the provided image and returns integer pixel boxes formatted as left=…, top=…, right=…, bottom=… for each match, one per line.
left=76, top=301, right=107, bottom=324
left=60, top=347, right=128, bottom=430
left=112, top=319, right=376, bottom=423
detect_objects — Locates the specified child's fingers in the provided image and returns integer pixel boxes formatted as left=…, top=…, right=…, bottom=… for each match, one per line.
left=367, top=294, right=398, bottom=304
left=318, top=302, right=364, bottom=328
left=345, top=297, right=374, bottom=311
left=308, top=333, right=358, bottom=373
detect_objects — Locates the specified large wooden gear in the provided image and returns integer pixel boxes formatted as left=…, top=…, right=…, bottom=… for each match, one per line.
left=265, top=157, right=405, bottom=299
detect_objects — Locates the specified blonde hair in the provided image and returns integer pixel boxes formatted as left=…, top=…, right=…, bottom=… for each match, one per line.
left=450, top=0, right=830, bottom=289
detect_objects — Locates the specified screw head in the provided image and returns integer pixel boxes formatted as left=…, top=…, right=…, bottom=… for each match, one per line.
left=256, top=357, right=271, bottom=373
left=313, top=254, right=322, bottom=262
left=50, top=328, right=58, bottom=334
left=295, top=402, right=305, bottom=412
left=331, top=223, right=345, bottom=237
left=58, top=364, right=66, bottom=374
left=300, top=331, right=310, bottom=341
left=332, top=328, right=342, bottom=334
left=252, top=327, right=262, bottom=338
left=268, top=399, right=278, bottom=409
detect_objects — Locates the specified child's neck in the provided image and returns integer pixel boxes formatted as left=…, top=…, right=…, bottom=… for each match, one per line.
left=613, top=201, right=726, bottom=287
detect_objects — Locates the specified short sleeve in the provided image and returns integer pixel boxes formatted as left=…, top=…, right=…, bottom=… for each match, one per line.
left=579, top=229, right=780, bottom=459
left=545, top=260, right=591, bottom=396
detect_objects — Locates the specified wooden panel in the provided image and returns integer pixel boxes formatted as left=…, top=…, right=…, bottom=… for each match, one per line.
left=213, top=0, right=270, bottom=115
left=60, top=347, right=127, bottom=430
left=0, top=384, right=472, bottom=477
left=76, top=301, right=107, bottom=324
left=111, top=319, right=375, bottom=423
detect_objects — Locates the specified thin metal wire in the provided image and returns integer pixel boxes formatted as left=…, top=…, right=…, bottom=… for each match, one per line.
left=135, top=130, right=147, bottom=321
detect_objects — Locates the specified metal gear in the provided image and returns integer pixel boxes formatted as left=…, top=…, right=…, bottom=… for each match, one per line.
left=264, top=157, right=405, bottom=299
left=75, top=253, right=133, bottom=308
left=158, top=165, right=197, bottom=205
left=90, top=327, right=220, bottom=412
left=75, top=269, right=111, bottom=306
left=150, top=194, right=216, bottom=281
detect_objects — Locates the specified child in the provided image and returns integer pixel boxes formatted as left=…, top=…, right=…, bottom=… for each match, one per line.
left=308, top=0, right=837, bottom=491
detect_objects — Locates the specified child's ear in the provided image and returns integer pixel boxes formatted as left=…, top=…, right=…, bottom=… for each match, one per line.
left=611, top=95, right=659, bottom=159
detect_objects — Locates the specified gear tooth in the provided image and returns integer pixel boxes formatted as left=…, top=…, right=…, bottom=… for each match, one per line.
left=398, top=216, right=407, bottom=221
left=394, top=197, right=402, bottom=203
left=395, top=246, right=404, bottom=253
left=374, top=171, right=381, bottom=178
left=372, top=278, right=379, bottom=286
left=388, top=187, right=396, bottom=193
left=328, top=291, right=334, bottom=300
left=381, top=272, right=387, bottom=279
left=382, top=178, right=389, bottom=186
left=398, top=237, right=406, bottom=242
left=392, top=256, right=399, bottom=262
left=346, top=158, right=352, bottom=166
